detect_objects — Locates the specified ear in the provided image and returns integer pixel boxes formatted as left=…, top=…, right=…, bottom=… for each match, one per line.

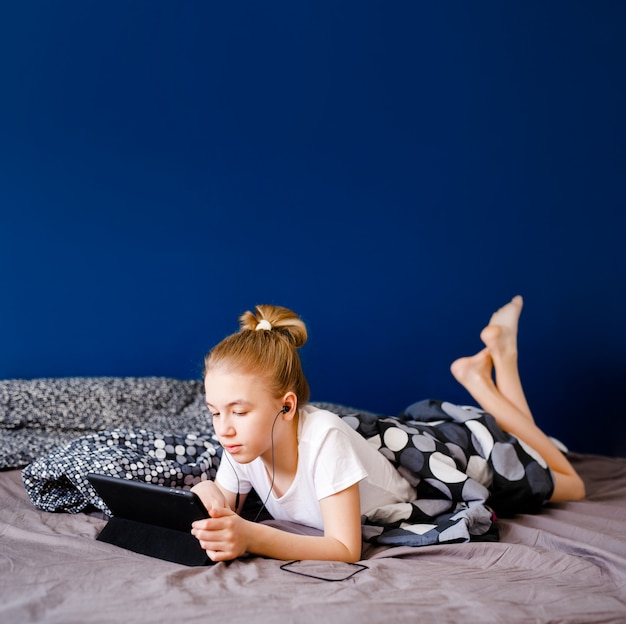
left=280, top=392, right=298, bottom=420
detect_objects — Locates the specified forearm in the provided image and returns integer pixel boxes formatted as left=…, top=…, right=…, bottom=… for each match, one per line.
left=192, top=479, right=239, bottom=513
left=245, top=521, right=362, bottom=563
left=192, top=484, right=364, bottom=562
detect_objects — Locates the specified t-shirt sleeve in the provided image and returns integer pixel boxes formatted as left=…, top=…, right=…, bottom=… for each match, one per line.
left=312, top=426, right=368, bottom=501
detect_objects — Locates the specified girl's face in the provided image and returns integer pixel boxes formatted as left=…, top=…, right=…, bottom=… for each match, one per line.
left=204, top=368, right=287, bottom=465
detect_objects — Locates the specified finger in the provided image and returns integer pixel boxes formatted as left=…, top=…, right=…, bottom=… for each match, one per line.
left=209, top=503, right=234, bottom=517
left=197, top=539, right=230, bottom=556
left=198, top=539, right=221, bottom=551
left=191, top=526, right=219, bottom=540
left=192, top=518, right=215, bottom=530
left=205, top=549, right=233, bottom=562
left=192, top=524, right=231, bottom=544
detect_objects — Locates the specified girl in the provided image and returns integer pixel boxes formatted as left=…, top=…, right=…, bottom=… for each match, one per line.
left=191, top=296, right=585, bottom=563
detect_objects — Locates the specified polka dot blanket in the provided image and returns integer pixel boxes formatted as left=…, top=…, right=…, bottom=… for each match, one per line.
left=9, top=378, right=554, bottom=547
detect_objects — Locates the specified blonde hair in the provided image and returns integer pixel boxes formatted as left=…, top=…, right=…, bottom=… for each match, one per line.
left=203, top=304, right=310, bottom=405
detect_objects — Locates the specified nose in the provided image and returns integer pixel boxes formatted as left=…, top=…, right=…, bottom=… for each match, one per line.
left=214, top=414, right=235, bottom=438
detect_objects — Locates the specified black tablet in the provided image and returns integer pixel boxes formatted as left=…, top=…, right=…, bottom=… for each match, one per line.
left=87, top=473, right=212, bottom=566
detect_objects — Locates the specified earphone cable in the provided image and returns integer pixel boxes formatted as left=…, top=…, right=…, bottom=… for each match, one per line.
left=252, top=409, right=281, bottom=523
left=223, top=407, right=283, bottom=522
left=222, top=450, right=241, bottom=512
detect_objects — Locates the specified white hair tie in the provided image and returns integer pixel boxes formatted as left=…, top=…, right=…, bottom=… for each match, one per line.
left=255, top=319, right=272, bottom=331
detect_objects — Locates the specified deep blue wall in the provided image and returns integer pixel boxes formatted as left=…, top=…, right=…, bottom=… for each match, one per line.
left=1, top=2, right=625, bottom=456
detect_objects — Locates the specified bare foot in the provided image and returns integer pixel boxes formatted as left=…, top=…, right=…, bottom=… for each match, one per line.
left=450, top=348, right=493, bottom=388
left=480, top=295, right=523, bottom=358
left=478, top=295, right=534, bottom=422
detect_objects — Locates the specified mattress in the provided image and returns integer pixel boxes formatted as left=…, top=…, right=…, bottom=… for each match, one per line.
left=1, top=378, right=625, bottom=623
left=1, top=452, right=625, bottom=623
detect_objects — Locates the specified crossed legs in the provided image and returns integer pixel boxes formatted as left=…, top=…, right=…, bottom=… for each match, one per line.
left=450, top=296, right=585, bottom=502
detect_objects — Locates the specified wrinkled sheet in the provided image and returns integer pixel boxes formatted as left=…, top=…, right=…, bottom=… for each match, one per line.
left=2, top=453, right=625, bottom=624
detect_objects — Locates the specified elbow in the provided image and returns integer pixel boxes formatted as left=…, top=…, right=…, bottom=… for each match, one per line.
left=341, top=553, right=361, bottom=564
left=328, top=538, right=361, bottom=563
left=574, top=475, right=586, bottom=501
left=343, top=543, right=362, bottom=564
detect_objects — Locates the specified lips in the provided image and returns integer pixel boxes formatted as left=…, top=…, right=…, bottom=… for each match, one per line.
left=223, top=444, right=242, bottom=454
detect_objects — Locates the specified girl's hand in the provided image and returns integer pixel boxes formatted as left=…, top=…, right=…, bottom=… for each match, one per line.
left=191, top=506, right=250, bottom=562
left=191, top=482, right=363, bottom=563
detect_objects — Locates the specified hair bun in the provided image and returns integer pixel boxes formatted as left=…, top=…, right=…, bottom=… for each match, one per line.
left=239, top=305, right=307, bottom=348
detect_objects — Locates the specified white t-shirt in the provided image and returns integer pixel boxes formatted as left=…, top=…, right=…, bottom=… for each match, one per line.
left=216, top=405, right=416, bottom=530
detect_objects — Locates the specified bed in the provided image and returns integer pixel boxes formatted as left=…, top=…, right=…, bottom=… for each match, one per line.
left=1, top=377, right=625, bottom=623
